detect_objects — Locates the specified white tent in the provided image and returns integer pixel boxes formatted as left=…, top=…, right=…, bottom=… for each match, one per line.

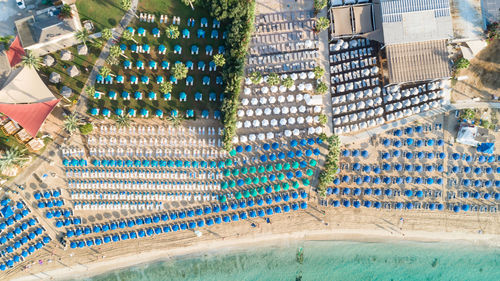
left=456, top=125, right=479, bottom=146
left=0, top=67, right=57, bottom=104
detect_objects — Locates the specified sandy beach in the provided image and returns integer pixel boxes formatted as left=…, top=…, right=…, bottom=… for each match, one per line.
left=7, top=205, right=500, bottom=281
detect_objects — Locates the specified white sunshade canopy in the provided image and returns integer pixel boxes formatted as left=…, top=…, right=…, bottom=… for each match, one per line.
left=269, top=96, right=276, bottom=103
left=261, top=87, right=269, bottom=94
left=255, top=108, right=263, bottom=116
left=241, top=98, right=249, bottom=105
left=244, top=88, right=251, bottom=95
left=270, top=86, right=278, bottom=93
left=0, top=67, right=56, bottom=103
left=251, top=98, right=258, bottom=105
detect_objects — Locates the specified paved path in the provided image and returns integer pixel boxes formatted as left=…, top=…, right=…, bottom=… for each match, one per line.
left=317, top=8, right=333, bottom=137
left=75, top=0, right=139, bottom=113
left=339, top=101, right=500, bottom=144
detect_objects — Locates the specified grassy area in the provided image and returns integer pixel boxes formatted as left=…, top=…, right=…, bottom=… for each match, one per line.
left=91, top=0, right=225, bottom=119
left=38, top=44, right=101, bottom=103
left=75, top=0, right=126, bottom=32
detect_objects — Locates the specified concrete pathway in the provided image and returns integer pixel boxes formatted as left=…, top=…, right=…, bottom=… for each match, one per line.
left=316, top=8, right=333, bottom=137
left=340, top=101, right=500, bottom=144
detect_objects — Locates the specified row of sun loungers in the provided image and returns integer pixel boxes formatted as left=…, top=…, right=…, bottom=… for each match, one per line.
left=68, top=180, right=221, bottom=191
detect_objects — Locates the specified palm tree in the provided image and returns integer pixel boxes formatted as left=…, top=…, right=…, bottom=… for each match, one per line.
left=21, top=51, right=42, bottom=70
left=0, top=147, right=29, bottom=171
left=64, top=113, right=82, bottom=135
left=99, top=66, right=111, bottom=77
left=250, top=71, right=262, bottom=84
left=105, top=55, right=119, bottom=66
left=121, top=0, right=132, bottom=10
left=315, top=17, right=330, bottom=32
left=166, top=116, right=181, bottom=127
left=213, top=54, right=225, bottom=67
left=75, top=29, right=90, bottom=46
left=181, top=0, right=195, bottom=10
left=172, top=62, right=188, bottom=80
left=101, top=28, right=113, bottom=41
left=59, top=4, right=73, bottom=19
left=316, top=81, right=328, bottom=95
left=159, top=82, right=173, bottom=93
left=116, top=115, right=132, bottom=128
left=109, top=45, right=122, bottom=58
left=313, top=66, right=325, bottom=79
left=85, top=86, right=95, bottom=97
left=267, top=73, right=280, bottom=86
left=121, top=30, right=136, bottom=43
left=282, top=77, right=294, bottom=88
left=90, top=38, right=104, bottom=49
left=166, top=25, right=180, bottom=39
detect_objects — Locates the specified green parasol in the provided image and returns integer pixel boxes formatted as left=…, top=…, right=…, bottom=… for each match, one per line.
left=302, top=178, right=310, bottom=186
left=235, top=192, right=242, bottom=199
left=266, top=164, right=273, bottom=172
left=282, top=182, right=290, bottom=190
left=229, top=149, right=236, bottom=156
left=306, top=169, right=314, bottom=176
left=250, top=188, right=258, bottom=197
left=277, top=173, right=285, bottom=181
left=241, top=167, right=248, bottom=174
left=245, top=177, right=252, bottom=185
left=249, top=166, right=257, bottom=174
left=225, top=159, right=233, bottom=166
left=283, top=163, right=291, bottom=170
left=261, top=176, right=268, bottom=183
left=309, top=159, right=317, bottom=167
left=258, top=166, right=265, bottom=173
left=274, top=184, right=281, bottom=192
left=252, top=177, right=260, bottom=185
left=275, top=163, right=283, bottom=171
left=243, top=190, right=250, bottom=198
left=223, top=169, right=231, bottom=177
left=258, top=186, right=265, bottom=195
left=292, top=162, right=299, bottom=169
left=292, top=181, right=300, bottom=189
left=229, top=180, right=236, bottom=188
left=221, top=182, right=228, bottom=189
left=220, top=195, right=227, bottom=203
left=232, top=169, right=239, bottom=176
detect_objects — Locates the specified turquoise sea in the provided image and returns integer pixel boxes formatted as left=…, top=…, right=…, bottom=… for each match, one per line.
left=76, top=240, right=500, bottom=281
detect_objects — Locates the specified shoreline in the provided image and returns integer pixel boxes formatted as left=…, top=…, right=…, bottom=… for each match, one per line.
left=12, top=228, right=500, bottom=281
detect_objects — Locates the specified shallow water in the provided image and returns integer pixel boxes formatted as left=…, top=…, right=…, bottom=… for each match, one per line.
left=75, top=240, right=500, bottom=281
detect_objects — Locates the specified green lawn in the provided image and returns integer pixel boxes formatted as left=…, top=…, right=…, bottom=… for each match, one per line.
left=76, top=0, right=126, bottom=32
left=90, top=0, right=226, bottom=119
left=38, top=44, right=101, bottom=103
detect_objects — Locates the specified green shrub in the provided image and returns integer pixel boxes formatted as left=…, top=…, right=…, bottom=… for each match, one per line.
left=455, top=58, right=470, bottom=70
